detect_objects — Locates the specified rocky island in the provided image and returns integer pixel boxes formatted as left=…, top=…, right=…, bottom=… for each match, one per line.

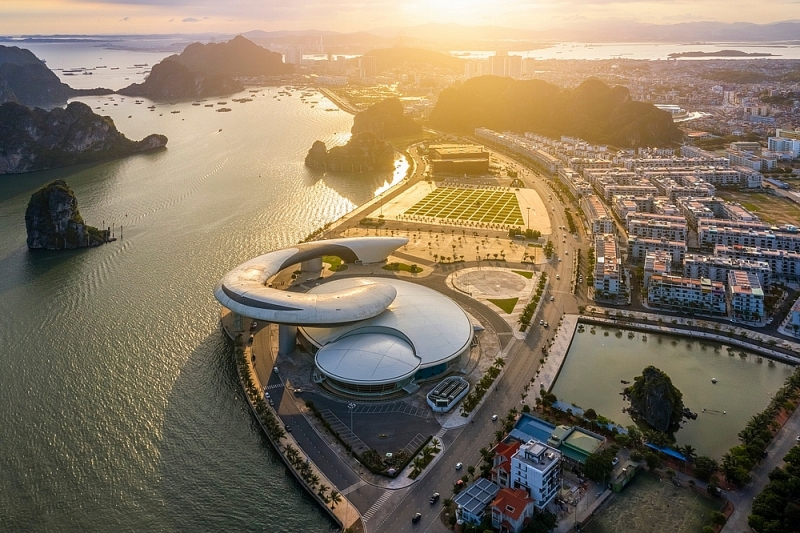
left=430, top=76, right=682, bottom=148
left=668, top=49, right=776, bottom=58
left=0, top=101, right=167, bottom=174
left=305, top=132, right=395, bottom=172
left=25, top=180, right=109, bottom=250
left=0, top=45, right=113, bottom=107
left=119, top=36, right=292, bottom=100
left=624, top=366, right=685, bottom=432
left=351, top=97, right=422, bottom=139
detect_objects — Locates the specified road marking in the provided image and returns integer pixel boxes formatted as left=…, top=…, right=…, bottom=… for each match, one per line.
left=340, top=480, right=367, bottom=496
left=362, top=491, right=392, bottom=521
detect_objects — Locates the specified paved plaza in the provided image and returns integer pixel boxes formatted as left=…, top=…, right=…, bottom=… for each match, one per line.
left=404, top=186, right=525, bottom=225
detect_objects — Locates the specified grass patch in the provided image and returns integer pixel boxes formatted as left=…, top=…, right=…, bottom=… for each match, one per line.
left=323, top=255, right=348, bottom=272
left=715, top=191, right=800, bottom=226
left=512, top=270, right=534, bottom=279
left=382, top=262, right=422, bottom=273
left=487, top=297, right=519, bottom=314
left=403, top=187, right=524, bottom=225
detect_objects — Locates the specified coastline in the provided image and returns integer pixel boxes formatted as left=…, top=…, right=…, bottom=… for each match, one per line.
left=219, top=308, right=363, bottom=532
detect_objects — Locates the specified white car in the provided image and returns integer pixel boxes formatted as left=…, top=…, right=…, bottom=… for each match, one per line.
left=492, top=414, right=498, bottom=421
left=612, top=457, right=619, bottom=466
left=550, top=296, right=555, bottom=301
left=455, top=462, right=463, bottom=470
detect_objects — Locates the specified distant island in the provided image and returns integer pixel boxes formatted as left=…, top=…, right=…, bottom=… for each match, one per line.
left=305, top=132, right=395, bottom=172
left=0, top=101, right=167, bottom=174
left=0, top=44, right=112, bottom=107
left=25, top=180, right=109, bottom=250
left=668, top=49, right=777, bottom=58
left=351, top=98, right=422, bottom=139
left=429, top=76, right=682, bottom=148
left=120, top=36, right=292, bottom=100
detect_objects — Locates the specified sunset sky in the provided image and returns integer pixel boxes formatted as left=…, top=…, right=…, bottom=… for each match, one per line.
left=1, top=0, right=797, bottom=35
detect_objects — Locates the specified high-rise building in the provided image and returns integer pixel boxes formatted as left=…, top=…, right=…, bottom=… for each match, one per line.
left=285, top=47, right=303, bottom=65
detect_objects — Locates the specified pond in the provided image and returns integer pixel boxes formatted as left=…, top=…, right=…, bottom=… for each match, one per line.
left=551, top=325, right=795, bottom=458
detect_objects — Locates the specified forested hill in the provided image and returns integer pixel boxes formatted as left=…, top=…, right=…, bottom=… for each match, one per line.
left=362, top=47, right=464, bottom=73
left=429, top=76, right=682, bottom=148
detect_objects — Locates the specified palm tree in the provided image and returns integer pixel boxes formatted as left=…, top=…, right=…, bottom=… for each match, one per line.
left=329, top=490, right=342, bottom=509
left=680, top=444, right=697, bottom=463
left=494, top=357, right=506, bottom=368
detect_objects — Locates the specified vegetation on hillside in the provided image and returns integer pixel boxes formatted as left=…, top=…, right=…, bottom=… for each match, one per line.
left=429, top=76, right=682, bottom=148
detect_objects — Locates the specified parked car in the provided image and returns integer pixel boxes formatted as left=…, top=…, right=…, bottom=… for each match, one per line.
left=284, top=425, right=291, bottom=432
left=544, top=322, right=549, bottom=328
left=612, top=457, right=619, bottom=466
left=539, top=320, right=544, bottom=325
left=412, top=512, right=422, bottom=524
left=550, top=296, right=555, bottom=301
left=455, top=462, right=463, bottom=470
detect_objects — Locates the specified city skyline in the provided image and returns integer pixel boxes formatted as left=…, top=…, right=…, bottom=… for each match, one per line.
left=3, top=0, right=800, bottom=36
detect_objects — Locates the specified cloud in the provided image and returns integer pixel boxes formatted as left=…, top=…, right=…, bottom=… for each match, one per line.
left=182, top=17, right=208, bottom=22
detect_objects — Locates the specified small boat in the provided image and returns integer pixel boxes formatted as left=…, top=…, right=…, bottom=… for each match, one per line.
left=711, top=378, right=718, bottom=384
left=218, top=129, right=222, bottom=132
left=620, top=380, right=630, bottom=384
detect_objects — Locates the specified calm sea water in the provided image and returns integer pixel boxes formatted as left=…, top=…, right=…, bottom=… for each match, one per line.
left=0, top=53, right=405, bottom=529
left=453, top=42, right=800, bottom=61
left=552, top=326, right=795, bottom=459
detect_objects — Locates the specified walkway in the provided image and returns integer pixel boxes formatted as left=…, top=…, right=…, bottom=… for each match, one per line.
left=722, top=405, right=800, bottom=533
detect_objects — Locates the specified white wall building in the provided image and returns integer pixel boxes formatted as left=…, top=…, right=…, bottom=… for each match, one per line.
left=647, top=275, right=727, bottom=316
left=628, top=237, right=687, bottom=263
left=510, top=440, right=562, bottom=510
left=594, top=234, right=624, bottom=299
left=727, top=270, right=765, bottom=322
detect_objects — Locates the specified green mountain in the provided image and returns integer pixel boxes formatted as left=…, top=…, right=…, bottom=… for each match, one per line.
left=0, top=101, right=167, bottom=174
left=351, top=98, right=421, bottom=139
left=305, top=132, right=395, bottom=172
left=0, top=45, right=112, bottom=107
left=120, top=36, right=292, bottom=100
left=430, top=76, right=682, bottom=148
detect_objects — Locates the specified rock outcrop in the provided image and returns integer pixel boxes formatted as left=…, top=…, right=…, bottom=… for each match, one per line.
left=624, top=366, right=685, bottom=432
left=0, top=45, right=113, bottom=107
left=25, top=180, right=107, bottom=250
left=430, top=76, right=683, bottom=148
left=351, top=97, right=421, bottom=139
left=119, top=36, right=292, bottom=100
left=118, top=59, right=244, bottom=100
left=0, top=101, right=167, bottom=174
left=304, top=132, right=395, bottom=172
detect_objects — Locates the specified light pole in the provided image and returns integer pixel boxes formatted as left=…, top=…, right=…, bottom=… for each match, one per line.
left=348, top=402, right=356, bottom=432
left=527, top=207, right=530, bottom=230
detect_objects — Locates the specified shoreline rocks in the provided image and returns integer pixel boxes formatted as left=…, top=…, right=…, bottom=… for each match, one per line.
left=25, top=180, right=109, bottom=250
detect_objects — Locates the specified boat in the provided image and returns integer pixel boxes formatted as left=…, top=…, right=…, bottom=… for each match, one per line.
left=171, top=110, right=180, bottom=114
left=620, top=380, right=630, bottom=384
left=711, top=378, right=718, bottom=384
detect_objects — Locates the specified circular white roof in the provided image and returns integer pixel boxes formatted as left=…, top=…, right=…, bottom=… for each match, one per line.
left=315, top=333, right=419, bottom=385
left=302, top=278, right=473, bottom=376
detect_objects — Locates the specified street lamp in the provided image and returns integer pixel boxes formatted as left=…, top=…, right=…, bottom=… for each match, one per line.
left=348, top=402, right=357, bottom=432
left=527, top=207, right=530, bottom=230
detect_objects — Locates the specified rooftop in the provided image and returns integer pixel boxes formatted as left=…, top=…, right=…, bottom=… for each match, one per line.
left=454, top=478, right=500, bottom=516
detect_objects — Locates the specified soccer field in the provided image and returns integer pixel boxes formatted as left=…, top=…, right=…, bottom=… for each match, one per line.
left=403, top=187, right=525, bottom=225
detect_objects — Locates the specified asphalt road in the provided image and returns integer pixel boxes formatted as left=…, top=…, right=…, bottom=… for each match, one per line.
left=370, top=149, right=591, bottom=532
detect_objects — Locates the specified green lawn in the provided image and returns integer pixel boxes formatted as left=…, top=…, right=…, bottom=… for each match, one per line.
left=381, top=262, right=422, bottom=273
left=512, top=270, right=534, bottom=279
left=323, top=255, right=348, bottom=272
left=487, top=297, right=519, bottom=314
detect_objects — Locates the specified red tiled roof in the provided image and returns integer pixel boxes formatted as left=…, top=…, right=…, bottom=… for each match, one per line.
left=495, top=441, right=521, bottom=461
left=491, top=488, right=533, bottom=521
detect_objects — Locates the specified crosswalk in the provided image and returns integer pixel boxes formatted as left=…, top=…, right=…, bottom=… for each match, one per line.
left=361, top=491, right=392, bottom=522
left=263, top=383, right=284, bottom=391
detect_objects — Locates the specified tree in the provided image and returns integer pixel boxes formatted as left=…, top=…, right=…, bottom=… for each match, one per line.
left=710, top=510, right=727, bottom=526
left=694, top=456, right=719, bottom=483
left=329, top=490, right=342, bottom=509
left=467, top=465, right=476, bottom=477
left=584, top=450, right=614, bottom=482
left=644, top=451, right=663, bottom=470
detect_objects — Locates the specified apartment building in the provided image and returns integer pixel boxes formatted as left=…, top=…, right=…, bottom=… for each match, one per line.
left=594, top=234, right=624, bottom=298
left=698, top=220, right=800, bottom=252
left=643, top=251, right=671, bottom=287
left=581, top=195, right=615, bottom=235
left=721, top=202, right=760, bottom=223
left=683, top=254, right=771, bottom=288
left=558, top=168, right=593, bottom=198
left=510, top=440, right=562, bottom=510
left=727, top=270, right=765, bottom=322
left=622, top=157, right=729, bottom=170
left=628, top=217, right=688, bottom=242
left=628, top=237, right=687, bottom=263
left=715, top=245, right=800, bottom=281
left=649, top=175, right=716, bottom=201
left=647, top=274, right=727, bottom=315
left=598, top=182, right=659, bottom=202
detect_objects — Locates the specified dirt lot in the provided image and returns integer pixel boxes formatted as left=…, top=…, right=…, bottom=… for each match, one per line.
left=715, top=191, right=800, bottom=226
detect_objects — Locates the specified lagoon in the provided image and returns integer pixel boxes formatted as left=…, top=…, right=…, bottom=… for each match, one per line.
left=551, top=325, right=795, bottom=458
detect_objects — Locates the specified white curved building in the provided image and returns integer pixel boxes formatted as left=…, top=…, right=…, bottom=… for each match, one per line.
left=215, top=237, right=473, bottom=397
left=301, top=278, right=473, bottom=395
